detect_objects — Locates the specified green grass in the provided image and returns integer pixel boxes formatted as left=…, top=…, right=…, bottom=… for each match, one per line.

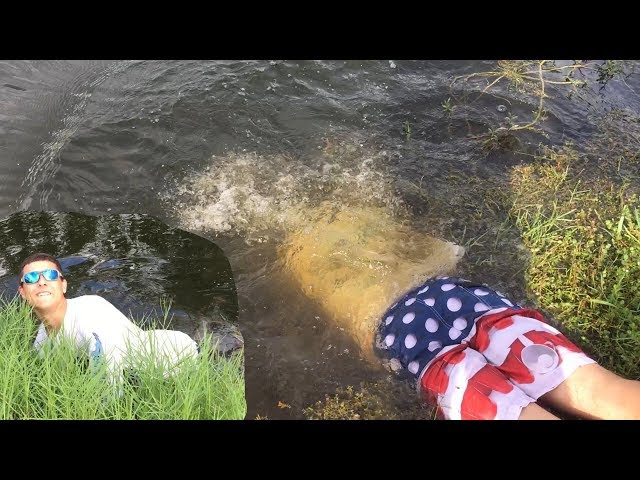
left=0, top=297, right=246, bottom=419
left=510, top=144, right=640, bottom=379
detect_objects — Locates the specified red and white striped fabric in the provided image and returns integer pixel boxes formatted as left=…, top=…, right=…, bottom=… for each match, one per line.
left=419, top=307, right=596, bottom=420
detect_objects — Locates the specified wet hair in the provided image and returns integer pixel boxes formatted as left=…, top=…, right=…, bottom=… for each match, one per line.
left=19, top=252, right=64, bottom=277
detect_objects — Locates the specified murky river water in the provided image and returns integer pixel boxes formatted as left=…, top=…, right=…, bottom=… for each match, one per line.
left=1, top=60, right=638, bottom=418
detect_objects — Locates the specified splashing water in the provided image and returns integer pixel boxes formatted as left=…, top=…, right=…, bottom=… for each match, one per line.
left=167, top=142, right=405, bottom=243
left=166, top=141, right=464, bottom=361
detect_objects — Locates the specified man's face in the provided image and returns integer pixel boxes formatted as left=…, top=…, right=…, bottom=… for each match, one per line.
left=18, top=260, right=67, bottom=312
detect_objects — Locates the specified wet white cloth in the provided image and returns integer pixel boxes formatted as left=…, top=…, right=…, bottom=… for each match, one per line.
left=33, top=295, right=198, bottom=384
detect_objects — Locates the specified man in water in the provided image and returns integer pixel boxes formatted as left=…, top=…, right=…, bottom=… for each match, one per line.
left=283, top=204, right=640, bottom=420
left=376, top=276, right=640, bottom=420
left=18, top=252, right=199, bottom=387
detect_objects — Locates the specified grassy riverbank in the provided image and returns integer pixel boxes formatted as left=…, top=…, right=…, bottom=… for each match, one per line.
left=0, top=298, right=246, bottom=419
left=510, top=144, right=640, bottom=378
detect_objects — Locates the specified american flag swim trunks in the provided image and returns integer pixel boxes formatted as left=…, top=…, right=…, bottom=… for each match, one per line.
left=376, top=276, right=596, bottom=419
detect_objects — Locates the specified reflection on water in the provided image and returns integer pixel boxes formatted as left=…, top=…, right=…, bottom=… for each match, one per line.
left=0, top=211, right=238, bottom=341
left=282, top=202, right=463, bottom=360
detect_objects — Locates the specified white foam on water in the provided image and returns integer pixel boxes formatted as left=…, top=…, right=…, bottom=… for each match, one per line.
left=166, top=143, right=404, bottom=243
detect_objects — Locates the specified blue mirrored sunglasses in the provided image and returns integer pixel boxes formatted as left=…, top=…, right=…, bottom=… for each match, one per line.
left=21, top=269, right=62, bottom=285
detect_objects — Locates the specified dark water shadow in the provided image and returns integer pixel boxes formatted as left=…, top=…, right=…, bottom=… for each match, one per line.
left=0, top=211, right=239, bottom=347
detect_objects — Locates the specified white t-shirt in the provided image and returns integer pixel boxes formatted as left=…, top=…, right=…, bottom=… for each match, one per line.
left=34, top=295, right=198, bottom=383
